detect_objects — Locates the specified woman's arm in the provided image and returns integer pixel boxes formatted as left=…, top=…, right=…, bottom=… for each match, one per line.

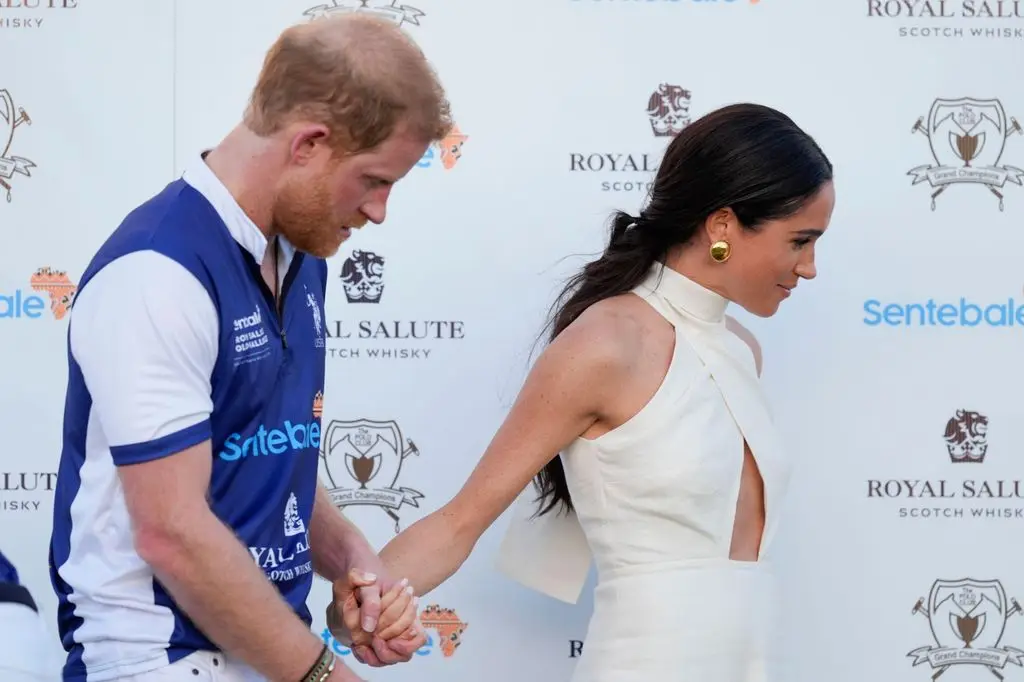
left=378, top=309, right=630, bottom=596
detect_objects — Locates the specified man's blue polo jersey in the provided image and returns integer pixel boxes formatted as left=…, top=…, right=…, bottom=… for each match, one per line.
left=49, top=155, right=329, bottom=682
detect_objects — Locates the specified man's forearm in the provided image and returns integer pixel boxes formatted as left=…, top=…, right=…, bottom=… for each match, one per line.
left=310, top=483, right=376, bottom=582
left=139, top=511, right=341, bottom=682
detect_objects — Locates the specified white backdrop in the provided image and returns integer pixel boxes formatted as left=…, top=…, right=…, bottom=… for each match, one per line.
left=2, top=1, right=1024, bottom=680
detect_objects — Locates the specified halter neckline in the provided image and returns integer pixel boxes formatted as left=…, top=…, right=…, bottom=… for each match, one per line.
left=642, top=262, right=729, bottom=323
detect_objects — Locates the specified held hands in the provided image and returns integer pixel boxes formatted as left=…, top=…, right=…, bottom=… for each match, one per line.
left=328, top=568, right=426, bottom=667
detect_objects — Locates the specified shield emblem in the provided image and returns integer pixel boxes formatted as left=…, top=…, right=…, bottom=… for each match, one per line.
left=926, top=579, right=1010, bottom=652
left=927, top=98, right=1009, bottom=170
left=0, top=90, right=16, bottom=158
left=320, top=418, right=405, bottom=490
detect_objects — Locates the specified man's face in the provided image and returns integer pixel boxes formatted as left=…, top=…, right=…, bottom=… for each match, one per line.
left=272, top=127, right=430, bottom=258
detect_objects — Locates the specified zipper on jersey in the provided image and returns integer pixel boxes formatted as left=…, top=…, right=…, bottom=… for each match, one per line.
left=241, top=242, right=304, bottom=351
left=277, top=250, right=303, bottom=351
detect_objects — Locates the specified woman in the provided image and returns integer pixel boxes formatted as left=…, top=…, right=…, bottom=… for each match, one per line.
left=330, top=102, right=834, bottom=680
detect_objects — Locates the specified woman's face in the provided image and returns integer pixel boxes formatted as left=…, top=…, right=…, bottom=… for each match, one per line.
left=720, top=182, right=836, bottom=318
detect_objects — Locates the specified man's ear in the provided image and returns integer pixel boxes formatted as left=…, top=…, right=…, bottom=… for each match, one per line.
left=288, top=124, right=331, bottom=165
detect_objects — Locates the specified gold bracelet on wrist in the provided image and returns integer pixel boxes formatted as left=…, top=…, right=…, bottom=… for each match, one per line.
left=300, top=644, right=336, bottom=682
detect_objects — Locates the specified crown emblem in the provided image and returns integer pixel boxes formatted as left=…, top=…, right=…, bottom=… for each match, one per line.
left=313, top=392, right=323, bottom=420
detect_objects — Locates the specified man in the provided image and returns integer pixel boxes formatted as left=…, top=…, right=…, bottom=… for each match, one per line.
left=48, top=14, right=449, bottom=682
left=1, top=549, right=59, bottom=682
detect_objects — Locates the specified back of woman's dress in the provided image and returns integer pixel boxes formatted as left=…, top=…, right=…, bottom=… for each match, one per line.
left=496, top=263, right=793, bottom=681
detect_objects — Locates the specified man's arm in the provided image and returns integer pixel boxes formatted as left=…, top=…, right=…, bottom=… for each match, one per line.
left=310, top=483, right=377, bottom=586
left=121, top=444, right=330, bottom=682
left=310, top=484, right=387, bottom=634
left=71, top=252, right=354, bottom=682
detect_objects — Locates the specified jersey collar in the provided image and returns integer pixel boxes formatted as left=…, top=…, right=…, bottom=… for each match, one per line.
left=181, top=152, right=297, bottom=272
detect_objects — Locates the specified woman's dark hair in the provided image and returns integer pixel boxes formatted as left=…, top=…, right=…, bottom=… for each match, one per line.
left=532, top=102, right=833, bottom=518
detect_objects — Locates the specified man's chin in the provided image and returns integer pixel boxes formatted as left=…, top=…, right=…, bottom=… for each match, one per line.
left=293, top=236, right=346, bottom=259
left=309, top=244, right=343, bottom=259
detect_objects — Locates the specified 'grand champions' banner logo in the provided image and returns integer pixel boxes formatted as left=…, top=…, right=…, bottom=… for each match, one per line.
left=909, top=579, right=1024, bottom=677
left=319, top=417, right=424, bottom=533
left=909, top=97, right=1023, bottom=211
left=304, top=1, right=425, bottom=27
left=0, top=89, right=34, bottom=203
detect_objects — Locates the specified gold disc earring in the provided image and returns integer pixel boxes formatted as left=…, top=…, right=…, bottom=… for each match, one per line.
left=710, top=240, right=731, bottom=263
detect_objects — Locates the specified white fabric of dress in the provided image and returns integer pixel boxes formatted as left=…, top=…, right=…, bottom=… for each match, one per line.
left=496, top=262, right=792, bottom=681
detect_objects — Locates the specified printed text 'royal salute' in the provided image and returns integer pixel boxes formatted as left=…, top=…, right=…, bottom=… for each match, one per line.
left=325, top=320, right=465, bottom=340
left=867, top=0, right=1024, bottom=18
left=0, top=1, right=77, bottom=8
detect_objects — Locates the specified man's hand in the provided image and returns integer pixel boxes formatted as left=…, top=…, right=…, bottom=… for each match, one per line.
left=342, top=548, right=389, bottom=635
left=328, top=569, right=426, bottom=667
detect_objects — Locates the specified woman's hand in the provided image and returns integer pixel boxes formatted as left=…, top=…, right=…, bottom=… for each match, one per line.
left=374, top=578, right=421, bottom=641
left=328, top=569, right=426, bottom=666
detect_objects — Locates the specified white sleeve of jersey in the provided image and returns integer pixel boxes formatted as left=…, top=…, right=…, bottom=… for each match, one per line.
left=69, top=250, right=220, bottom=466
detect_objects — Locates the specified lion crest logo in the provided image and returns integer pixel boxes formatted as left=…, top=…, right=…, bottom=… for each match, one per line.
left=339, top=250, right=385, bottom=304
left=943, top=409, right=988, bottom=463
left=646, top=84, right=691, bottom=137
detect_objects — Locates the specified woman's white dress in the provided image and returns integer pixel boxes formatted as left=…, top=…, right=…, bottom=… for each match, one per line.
left=497, top=263, right=792, bottom=681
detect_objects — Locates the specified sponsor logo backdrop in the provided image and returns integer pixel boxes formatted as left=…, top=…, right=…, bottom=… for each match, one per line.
left=2, top=0, right=1023, bottom=680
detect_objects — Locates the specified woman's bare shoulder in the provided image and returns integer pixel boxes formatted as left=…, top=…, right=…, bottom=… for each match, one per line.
left=549, top=293, right=669, bottom=378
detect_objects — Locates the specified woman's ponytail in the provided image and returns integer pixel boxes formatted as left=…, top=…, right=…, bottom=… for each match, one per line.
left=532, top=210, right=668, bottom=517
